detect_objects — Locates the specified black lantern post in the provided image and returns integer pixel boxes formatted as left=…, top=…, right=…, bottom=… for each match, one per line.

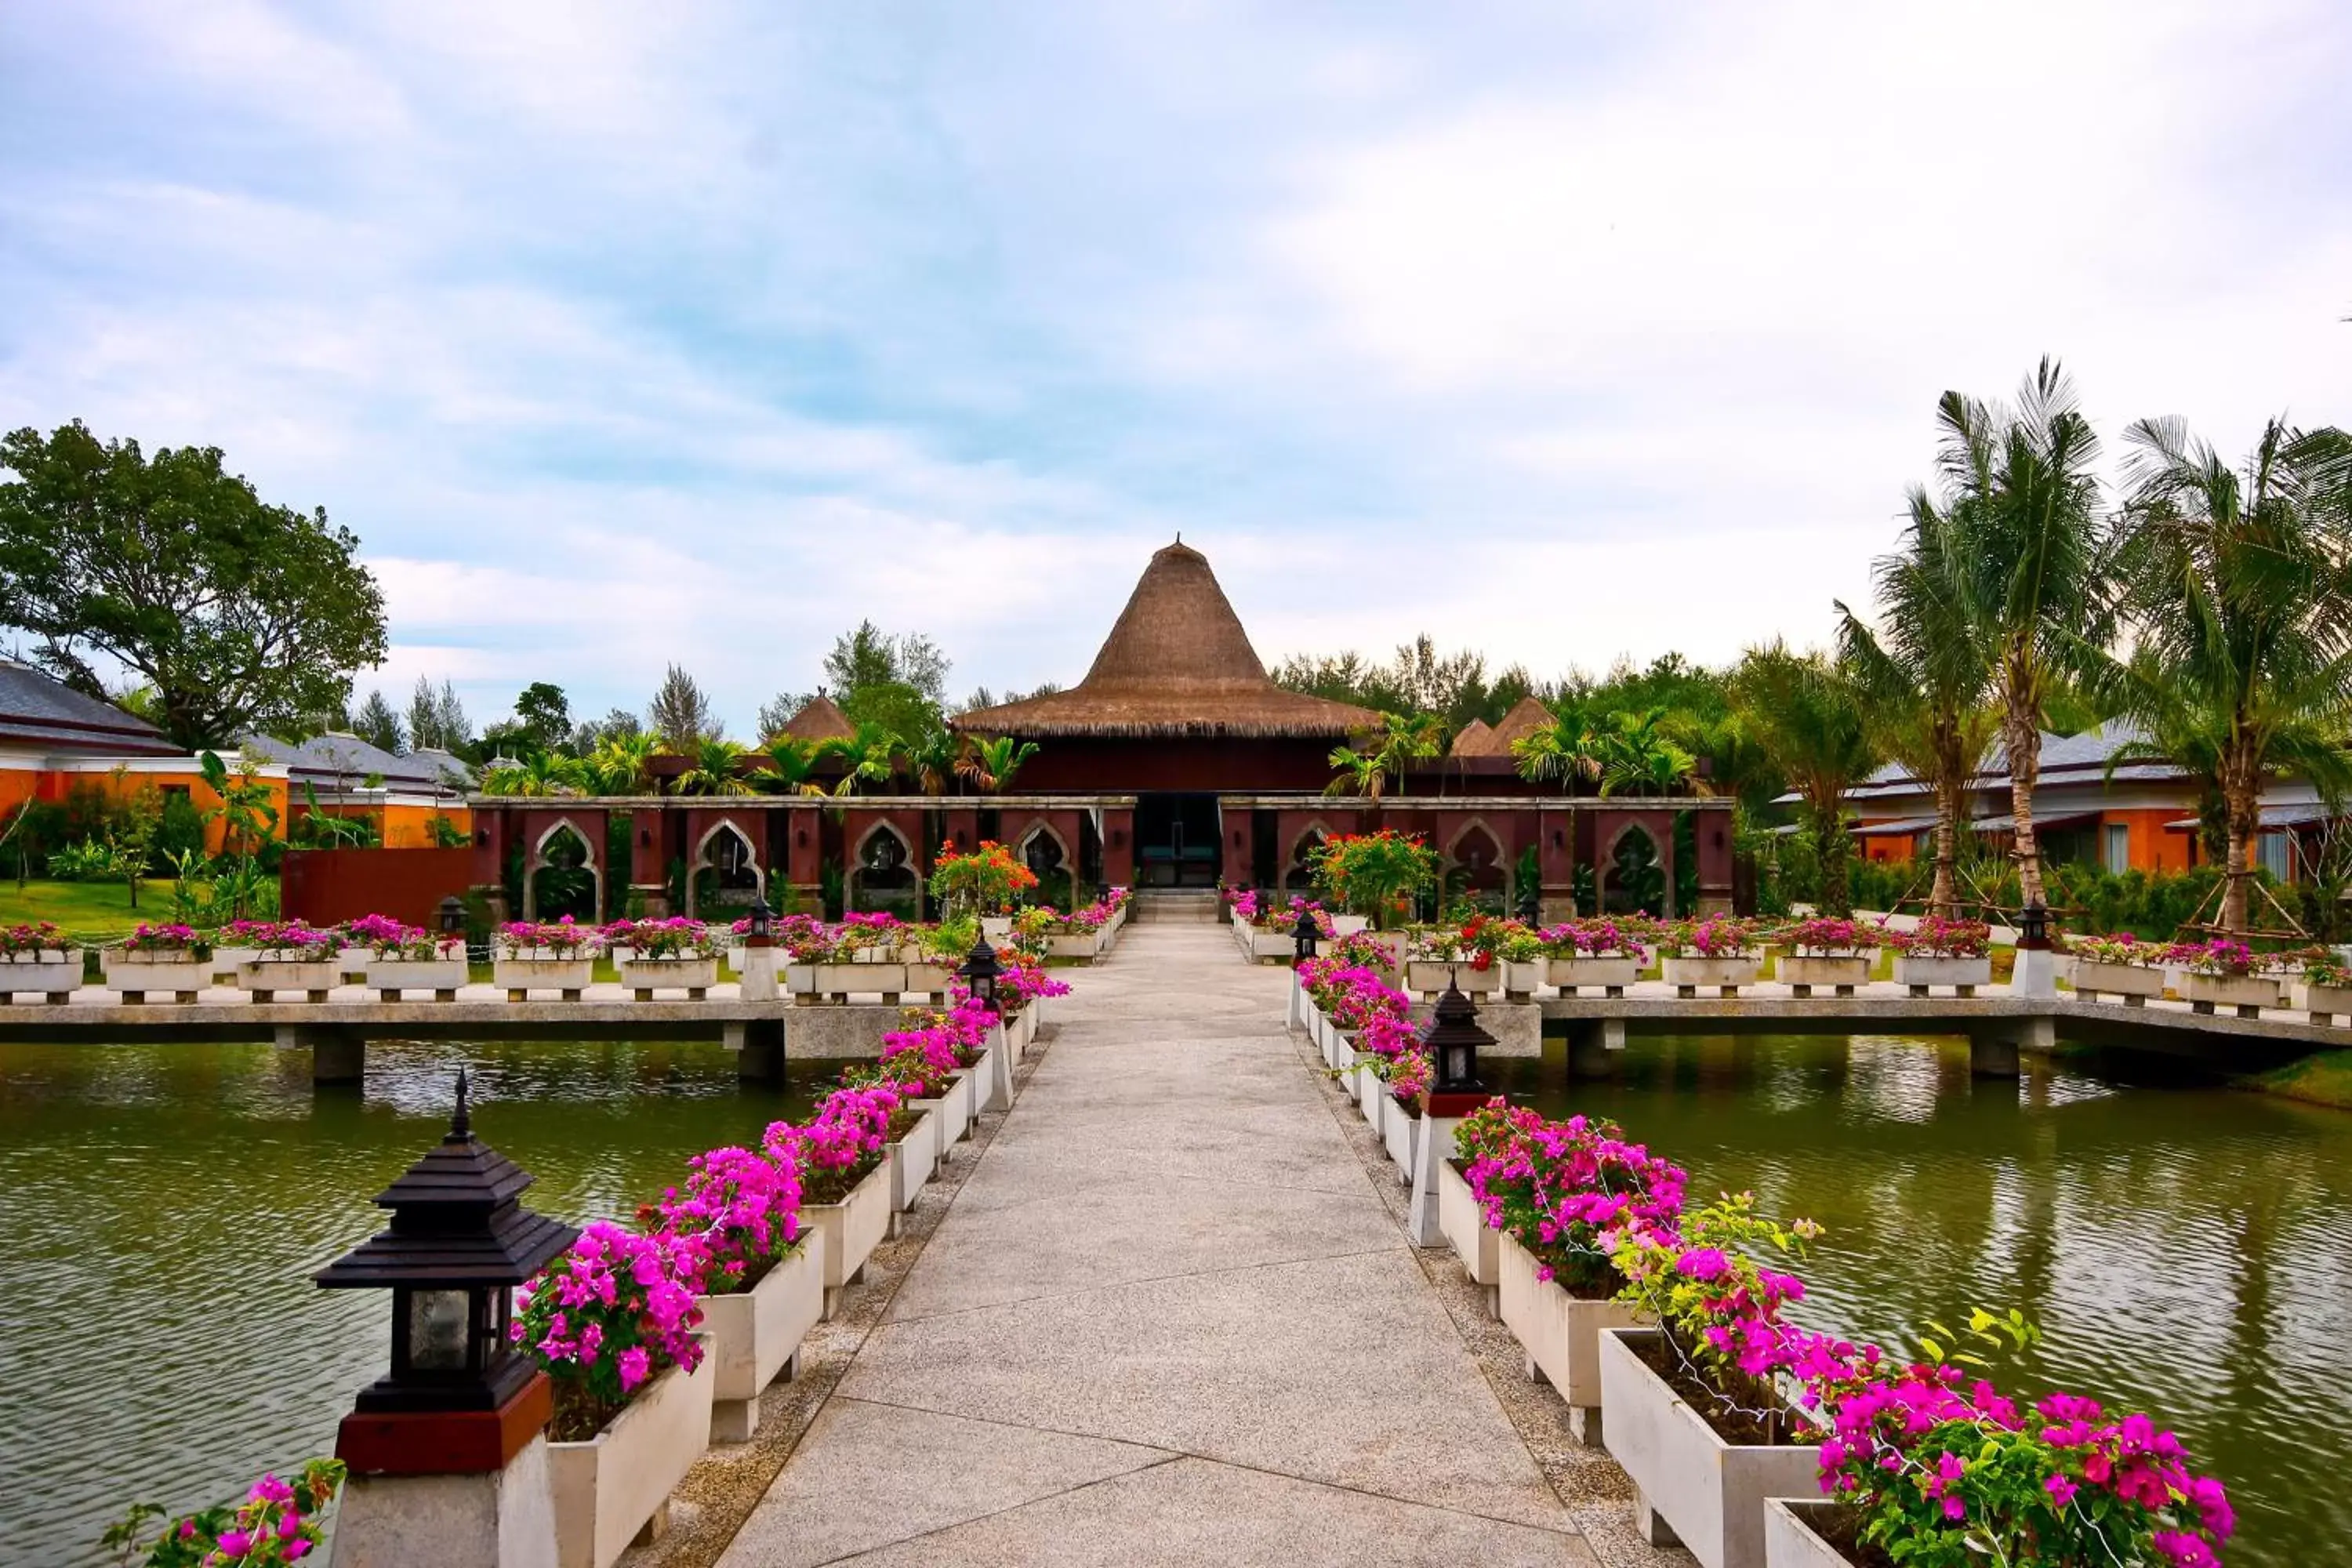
left=317, top=1071, right=576, bottom=1425
left=1290, top=904, right=1321, bottom=964
left=437, top=895, right=466, bottom=937
left=1421, top=973, right=1495, bottom=1103
left=958, top=931, right=1003, bottom=1014
left=2018, top=902, right=2050, bottom=950
left=746, top=897, right=775, bottom=945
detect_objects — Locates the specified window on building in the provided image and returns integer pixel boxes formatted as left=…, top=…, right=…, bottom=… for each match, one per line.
left=2259, top=830, right=2291, bottom=884
left=2103, top=822, right=2130, bottom=874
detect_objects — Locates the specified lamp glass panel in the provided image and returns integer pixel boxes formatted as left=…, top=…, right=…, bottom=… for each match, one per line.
left=408, top=1289, right=472, bottom=1371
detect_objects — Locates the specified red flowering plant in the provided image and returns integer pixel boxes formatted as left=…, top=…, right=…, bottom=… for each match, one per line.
left=219, top=920, right=342, bottom=960
left=343, top=913, right=460, bottom=961
left=0, top=920, right=67, bottom=959
left=1882, top=916, right=1991, bottom=960
left=100, top=1459, right=346, bottom=1567
left=1414, top=913, right=1510, bottom=969
left=1311, top=829, right=1439, bottom=931
left=927, top=840, right=1036, bottom=915
left=512, top=1220, right=707, bottom=1439
left=603, top=916, right=720, bottom=960
left=493, top=916, right=604, bottom=960
left=641, top=1143, right=804, bottom=1298
left=1773, top=916, right=1884, bottom=956
left=1661, top=914, right=1762, bottom=958
left=1465, top=1110, right=1689, bottom=1298
left=120, top=922, right=206, bottom=956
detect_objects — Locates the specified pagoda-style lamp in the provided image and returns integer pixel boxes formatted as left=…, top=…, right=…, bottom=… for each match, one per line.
left=1290, top=905, right=1321, bottom=964
left=2009, top=900, right=2058, bottom=1000
left=1421, top=974, right=1494, bottom=1102
left=318, top=1071, right=576, bottom=1436
left=958, top=931, right=1002, bottom=1014
left=437, top=895, right=466, bottom=937
left=2018, top=902, right=2049, bottom=950
left=746, top=897, right=775, bottom=946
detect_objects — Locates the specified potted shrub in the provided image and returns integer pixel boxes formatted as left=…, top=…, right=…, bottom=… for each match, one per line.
left=653, top=1145, right=821, bottom=1444
left=2167, top=937, right=2283, bottom=1018
left=844, top=1047, right=944, bottom=1218
left=349, top=913, right=469, bottom=1001
left=1309, top=829, right=1439, bottom=940
left=493, top=918, right=602, bottom=1001
left=229, top=920, right=344, bottom=1002
left=1473, top=1109, right=1683, bottom=1446
left=518, top=1221, right=713, bottom=1568
left=1438, top=1102, right=1538, bottom=1309
left=929, top=840, right=1036, bottom=929
left=1406, top=916, right=1507, bottom=996
left=2064, top=932, right=2166, bottom=1007
left=1886, top=917, right=1993, bottom=997
left=1773, top=916, right=1878, bottom=997
left=1544, top=917, right=1650, bottom=996
left=103, top=922, right=209, bottom=1003
left=1661, top=916, right=1764, bottom=996
left=0, top=920, right=82, bottom=1004
left=2301, top=950, right=2352, bottom=1026
left=880, top=1011, right=979, bottom=1150
left=1495, top=923, right=1548, bottom=999
left=772, top=1084, right=897, bottom=1319
left=607, top=916, right=720, bottom=1000
left=1599, top=1196, right=1821, bottom=1568
left=103, top=1460, right=345, bottom=1566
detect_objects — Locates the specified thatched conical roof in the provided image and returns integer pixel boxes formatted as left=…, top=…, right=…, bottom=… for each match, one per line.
left=779, top=694, right=855, bottom=743
left=954, top=542, right=1379, bottom=739
left=1487, top=696, right=1554, bottom=754
left=1446, top=717, right=1496, bottom=758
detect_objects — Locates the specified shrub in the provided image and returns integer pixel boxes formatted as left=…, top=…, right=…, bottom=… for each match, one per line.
left=513, top=1221, right=706, bottom=1440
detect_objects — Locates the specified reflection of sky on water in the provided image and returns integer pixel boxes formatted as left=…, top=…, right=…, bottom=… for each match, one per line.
left=1491, top=1033, right=2352, bottom=1566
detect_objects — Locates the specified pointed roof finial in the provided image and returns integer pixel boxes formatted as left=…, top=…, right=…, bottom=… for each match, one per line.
left=1174, top=530, right=1181, bottom=543
left=448, top=1067, right=473, bottom=1143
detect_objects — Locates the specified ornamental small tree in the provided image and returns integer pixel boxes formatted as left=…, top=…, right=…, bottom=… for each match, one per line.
left=927, top=840, right=1036, bottom=916
left=1311, top=829, right=1438, bottom=931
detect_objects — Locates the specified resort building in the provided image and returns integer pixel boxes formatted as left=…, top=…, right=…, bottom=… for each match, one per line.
left=239, top=731, right=473, bottom=848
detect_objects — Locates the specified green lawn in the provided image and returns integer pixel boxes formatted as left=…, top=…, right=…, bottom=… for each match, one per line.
left=0, top=878, right=178, bottom=942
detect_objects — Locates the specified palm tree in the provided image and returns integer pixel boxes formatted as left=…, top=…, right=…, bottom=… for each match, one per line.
left=1593, top=708, right=1697, bottom=797
left=677, top=738, right=756, bottom=796
left=822, top=724, right=902, bottom=796
left=2085, top=418, right=2352, bottom=935
left=1936, top=358, right=2106, bottom=906
left=481, top=750, right=587, bottom=797
left=1325, top=711, right=1439, bottom=800
left=585, top=731, right=659, bottom=796
left=1837, top=490, right=2002, bottom=917
left=1377, top=711, right=1444, bottom=782
left=1512, top=710, right=1601, bottom=792
left=1324, top=744, right=1388, bottom=800
left=957, top=735, right=1039, bottom=793
left=1728, top=644, right=1882, bottom=915
left=906, top=731, right=966, bottom=795
left=757, top=735, right=828, bottom=797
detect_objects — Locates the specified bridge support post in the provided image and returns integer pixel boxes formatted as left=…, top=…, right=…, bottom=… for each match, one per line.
left=281, top=1025, right=366, bottom=1085
left=728, top=1018, right=786, bottom=1085
left=1967, top=1017, right=2052, bottom=1077
left=1565, top=1018, right=1626, bottom=1080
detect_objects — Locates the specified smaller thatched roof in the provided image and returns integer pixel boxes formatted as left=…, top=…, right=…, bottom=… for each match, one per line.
left=1447, top=718, right=1496, bottom=758
left=778, top=695, right=855, bottom=743
left=1487, top=697, right=1555, bottom=754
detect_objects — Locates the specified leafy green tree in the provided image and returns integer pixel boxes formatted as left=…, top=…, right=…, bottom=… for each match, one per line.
left=677, top=738, right=756, bottom=796
left=647, top=665, right=719, bottom=752
left=507, top=682, right=572, bottom=752
left=351, top=689, right=405, bottom=753
left=1838, top=490, right=2002, bottom=917
left=825, top=622, right=949, bottom=707
left=1936, top=359, right=2106, bottom=906
left=1512, top=710, right=1601, bottom=792
left=480, top=751, right=587, bottom=797
left=0, top=421, right=387, bottom=748
left=757, top=735, right=828, bottom=796
left=957, top=735, right=1038, bottom=793
left=1729, top=644, right=1882, bottom=915
left=584, top=731, right=659, bottom=796
left=1593, top=708, right=1698, bottom=796
left=841, top=678, right=942, bottom=745
left=2087, top=417, right=2352, bottom=935
left=107, top=771, right=165, bottom=909
left=822, top=723, right=903, bottom=796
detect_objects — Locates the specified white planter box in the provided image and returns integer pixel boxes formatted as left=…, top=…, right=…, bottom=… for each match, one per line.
left=2182, top=971, right=2282, bottom=1017
left=103, top=952, right=206, bottom=1002
left=2071, top=958, right=2165, bottom=1006
left=814, top=962, right=904, bottom=997
left=237, top=959, right=341, bottom=1001
left=206, top=946, right=259, bottom=981
left=1893, top=954, right=1991, bottom=996
left=1379, top=1090, right=1415, bottom=1174
left=1437, top=1159, right=1500, bottom=1296
left=495, top=956, right=593, bottom=1000
left=548, top=1336, right=715, bottom=1568
left=619, top=956, right=718, bottom=1000
left=0, top=952, right=82, bottom=1002
left=1547, top=955, right=1642, bottom=996
left=698, top=1234, right=824, bottom=1442
left=902, top=962, right=953, bottom=997
left=1045, top=933, right=1098, bottom=960
left=1501, top=959, right=1548, bottom=997
left=1777, top=954, right=1870, bottom=997
left=1356, top=1062, right=1383, bottom=1126
left=1333, top=914, right=1370, bottom=935
left=981, top=916, right=1012, bottom=940
left=888, top=1108, right=938, bottom=1214
left=364, top=956, right=469, bottom=1000
left=971, top=1040, right=1010, bottom=1114
left=1599, top=1327, right=1818, bottom=1568
left=914, top=1073, right=973, bottom=1154
left=1662, top=955, right=1763, bottom=996
left=336, top=945, right=371, bottom=981
left=804, top=1156, right=892, bottom=1317
left=1405, top=959, right=1502, bottom=995
left=1763, top=1501, right=1849, bottom=1568
left=1498, top=1233, right=1642, bottom=1442
left=2303, top=982, right=2352, bottom=1026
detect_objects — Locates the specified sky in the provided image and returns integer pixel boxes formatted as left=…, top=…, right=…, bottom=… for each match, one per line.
left=2, top=1, right=2347, bottom=738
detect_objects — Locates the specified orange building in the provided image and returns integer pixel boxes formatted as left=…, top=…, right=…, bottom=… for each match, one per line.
left=238, top=732, right=472, bottom=848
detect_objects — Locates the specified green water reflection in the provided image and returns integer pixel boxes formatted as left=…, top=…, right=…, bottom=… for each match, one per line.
left=0, top=1038, right=831, bottom=1566
left=1486, top=1034, right=2352, bottom=1568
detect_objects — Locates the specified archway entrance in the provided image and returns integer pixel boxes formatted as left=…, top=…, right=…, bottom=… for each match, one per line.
left=1021, top=828, right=1071, bottom=909
left=1603, top=826, right=1667, bottom=916
left=851, top=826, right=919, bottom=917
left=528, top=823, right=599, bottom=921
left=1134, top=793, right=1220, bottom=887
left=691, top=822, right=762, bottom=916
left=1445, top=823, right=1508, bottom=914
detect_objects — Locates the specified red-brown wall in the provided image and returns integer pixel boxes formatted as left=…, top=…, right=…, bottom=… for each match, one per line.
left=281, top=848, right=477, bottom=927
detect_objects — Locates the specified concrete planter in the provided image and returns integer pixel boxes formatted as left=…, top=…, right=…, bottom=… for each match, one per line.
left=0, top=951, right=82, bottom=1003
left=981, top=916, right=1013, bottom=941
left=1356, top=1062, right=1384, bottom=1126
left=1662, top=955, right=1763, bottom=997
left=2072, top=958, right=2165, bottom=1007
left=1332, top=914, right=1370, bottom=935
left=1893, top=955, right=1991, bottom=997
left=902, top=962, right=953, bottom=997
left=804, top=1155, right=893, bottom=1319
left=336, top=945, right=372, bottom=982
left=888, top=1108, right=938, bottom=1216
left=1046, top=932, right=1099, bottom=960
left=548, top=1337, right=715, bottom=1568
left=495, top=956, right=593, bottom=1001
left=207, top=946, right=260, bottom=981
left=698, top=1236, right=825, bottom=1442
left=1548, top=955, right=1641, bottom=996
left=1379, top=1090, right=1415, bottom=1174
left=2182, top=971, right=2282, bottom=1018
left=1437, top=1158, right=1499, bottom=1298
left=1501, top=959, right=1548, bottom=998
left=815, top=962, right=904, bottom=997
left=103, top=951, right=206, bottom=1003
left=364, top=956, right=469, bottom=1001
left=1406, top=960, right=1502, bottom=995
left=1778, top=954, right=1870, bottom=998
left=1599, top=1327, right=1818, bottom=1568
left=972, top=1040, right=1010, bottom=1114
left=2303, top=982, right=2352, bottom=1027
left=915, top=1072, right=973, bottom=1153
left=1498, top=1232, right=1641, bottom=1443
left=237, top=959, right=341, bottom=1002
left=1763, top=1501, right=1849, bottom=1568
left=619, top=956, right=718, bottom=1000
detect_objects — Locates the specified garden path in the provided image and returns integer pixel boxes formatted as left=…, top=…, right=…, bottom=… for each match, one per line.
left=717, top=920, right=1597, bottom=1566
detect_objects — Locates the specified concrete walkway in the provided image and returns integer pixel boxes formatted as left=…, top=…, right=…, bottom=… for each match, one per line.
left=719, top=923, right=1596, bottom=1566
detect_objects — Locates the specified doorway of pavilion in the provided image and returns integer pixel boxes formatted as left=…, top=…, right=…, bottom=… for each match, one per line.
left=1134, top=793, right=1221, bottom=887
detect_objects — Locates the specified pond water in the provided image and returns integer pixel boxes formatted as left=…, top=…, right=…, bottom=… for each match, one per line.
left=1487, top=1035, right=2352, bottom=1568
left=0, top=1038, right=833, bottom=1566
